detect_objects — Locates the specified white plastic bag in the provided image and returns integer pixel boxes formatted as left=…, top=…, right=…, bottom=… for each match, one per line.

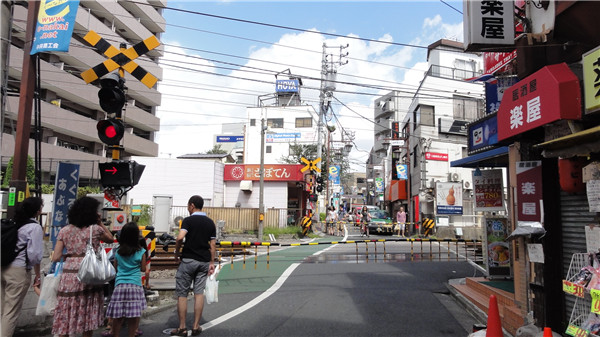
left=77, top=226, right=116, bottom=285
left=36, top=262, right=63, bottom=316
left=205, top=274, right=219, bottom=304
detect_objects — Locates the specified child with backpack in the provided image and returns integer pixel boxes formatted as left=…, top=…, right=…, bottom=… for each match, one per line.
left=105, top=222, right=147, bottom=337
left=1, top=196, right=44, bottom=337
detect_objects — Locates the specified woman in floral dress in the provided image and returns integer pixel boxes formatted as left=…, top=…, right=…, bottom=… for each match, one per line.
left=51, top=197, right=114, bottom=337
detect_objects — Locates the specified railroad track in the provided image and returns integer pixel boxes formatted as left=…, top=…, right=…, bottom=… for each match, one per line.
left=150, top=245, right=254, bottom=271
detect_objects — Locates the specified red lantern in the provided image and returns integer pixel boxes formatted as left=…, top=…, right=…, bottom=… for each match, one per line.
left=558, top=157, right=587, bottom=193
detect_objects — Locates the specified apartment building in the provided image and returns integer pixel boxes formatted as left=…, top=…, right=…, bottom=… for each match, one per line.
left=371, top=39, right=485, bottom=229
left=1, top=1, right=165, bottom=185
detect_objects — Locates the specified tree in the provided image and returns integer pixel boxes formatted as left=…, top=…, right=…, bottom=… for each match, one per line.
left=2, top=156, right=35, bottom=188
left=206, top=144, right=227, bottom=154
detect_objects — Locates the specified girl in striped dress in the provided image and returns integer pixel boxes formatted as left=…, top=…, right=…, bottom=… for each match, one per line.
left=106, top=222, right=147, bottom=337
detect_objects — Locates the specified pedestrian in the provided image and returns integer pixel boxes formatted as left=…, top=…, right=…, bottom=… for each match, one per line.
left=1, top=197, right=44, bottom=337
left=51, top=196, right=115, bottom=337
left=396, top=206, right=407, bottom=237
left=106, top=222, right=147, bottom=337
left=326, top=206, right=337, bottom=236
left=361, top=206, right=371, bottom=237
left=171, top=195, right=216, bottom=337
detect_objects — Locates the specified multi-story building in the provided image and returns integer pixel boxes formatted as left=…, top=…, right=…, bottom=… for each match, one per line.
left=1, top=1, right=164, bottom=185
left=372, top=39, right=484, bottom=230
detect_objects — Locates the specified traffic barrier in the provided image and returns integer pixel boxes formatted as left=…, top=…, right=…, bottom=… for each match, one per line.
left=486, top=295, right=502, bottom=337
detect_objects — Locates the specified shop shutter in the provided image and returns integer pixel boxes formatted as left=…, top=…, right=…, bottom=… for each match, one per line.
left=561, top=191, right=595, bottom=320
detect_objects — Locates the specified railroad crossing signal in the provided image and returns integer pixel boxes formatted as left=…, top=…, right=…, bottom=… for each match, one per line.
left=80, top=30, right=160, bottom=88
left=301, top=157, right=321, bottom=173
left=99, top=160, right=145, bottom=188
left=97, top=118, right=125, bottom=145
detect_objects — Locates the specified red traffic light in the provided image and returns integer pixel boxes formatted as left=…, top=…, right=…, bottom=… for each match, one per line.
left=97, top=118, right=124, bottom=146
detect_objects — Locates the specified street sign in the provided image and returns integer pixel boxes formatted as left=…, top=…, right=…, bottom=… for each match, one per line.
left=301, top=157, right=321, bottom=173
left=81, top=30, right=160, bottom=88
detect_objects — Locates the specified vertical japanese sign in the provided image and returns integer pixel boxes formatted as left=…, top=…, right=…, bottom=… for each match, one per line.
left=329, top=165, right=340, bottom=185
left=31, top=0, right=80, bottom=55
left=463, top=0, right=515, bottom=49
left=473, top=169, right=505, bottom=211
left=516, top=161, right=542, bottom=224
left=583, top=45, right=600, bottom=113
left=51, top=162, right=80, bottom=247
left=436, top=182, right=463, bottom=215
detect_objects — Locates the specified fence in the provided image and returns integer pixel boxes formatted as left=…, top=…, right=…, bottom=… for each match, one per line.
left=170, top=206, right=289, bottom=232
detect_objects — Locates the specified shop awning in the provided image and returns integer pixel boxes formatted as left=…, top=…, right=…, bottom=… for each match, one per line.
left=534, top=125, right=600, bottom=158
left=506, top=222, right=546, bottom=240
left=450, top=146, right=509, bottom=168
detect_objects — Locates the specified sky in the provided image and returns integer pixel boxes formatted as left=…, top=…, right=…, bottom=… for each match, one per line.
left=154, top=1, right=465, bottom=171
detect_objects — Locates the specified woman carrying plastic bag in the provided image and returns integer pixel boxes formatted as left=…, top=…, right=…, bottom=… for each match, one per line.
left=36, top=262, right=63, bottom=316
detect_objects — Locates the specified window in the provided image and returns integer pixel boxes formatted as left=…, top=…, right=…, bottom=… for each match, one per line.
left=413, top=146, right=418, bottom=168
left=413, top=105, right=435, bottom=127
left=419, top=105, right=435, bottom=126
left=357, top=177, right=365, bottom=184
left=267, top=118, right=284, bottom=128
left=266, top=145, right=272, bottom=153
left=453, top=96, right=480, bottom=121
left=402, top=123, right=410, bottom=139
left=250, top=119, right=256, bottom=126
left=295, top=117, right=312, bottom=128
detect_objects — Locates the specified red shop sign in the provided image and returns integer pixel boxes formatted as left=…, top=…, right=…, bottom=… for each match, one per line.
left=224, top=164, right=304, bottom=181
left=425, top=152, right=448, bottom=161
left=498, top=63, right=581, bottom=141
left=516, top=161, right=543, bottom=223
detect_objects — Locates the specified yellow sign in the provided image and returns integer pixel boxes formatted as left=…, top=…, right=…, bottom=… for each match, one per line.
left=81, top=31, right=160, bottom=89
left=562, top=280, right=585, bottom=298
left=300, top=157, right=321, bottom=173
left=583, top=46, right=600, bottom=112
left=565, top=324, right=589, bottom=337
left=591, top=288, right=600, bottom=314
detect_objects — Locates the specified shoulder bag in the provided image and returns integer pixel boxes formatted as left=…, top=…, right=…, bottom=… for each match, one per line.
left=77, top=225, right=116, bottom=285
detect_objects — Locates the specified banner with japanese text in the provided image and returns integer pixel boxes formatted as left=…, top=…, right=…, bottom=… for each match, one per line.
left=51, top=162, right=80, bottom=247
left=436, top=182, right=463, bottom=215
left=516, top=161, right=543, bottom=224
left=329, top=165, right=340, bottom=185
left=31, top=0, right=80, bottom=55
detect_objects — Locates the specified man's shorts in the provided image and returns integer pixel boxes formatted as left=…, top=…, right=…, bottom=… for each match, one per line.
left=175, top=258, right=211, bottom=297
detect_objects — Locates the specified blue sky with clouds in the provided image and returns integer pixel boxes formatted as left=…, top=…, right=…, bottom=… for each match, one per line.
left=155, top=1, right=465, bottom=169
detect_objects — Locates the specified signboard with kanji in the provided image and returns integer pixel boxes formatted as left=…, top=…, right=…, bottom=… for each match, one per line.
left=473, top=169, right=505, bottom=212
left=497, top=63, right=581, bottom=141
left=516, top=161, right=543, bottom=224
left=51, top=162, right=80, bottom=247
left=463, top=0, right=515, bottom=50
left=583, top=45, right=600, bottom=113
left=436, top=182, right=463, bottom=215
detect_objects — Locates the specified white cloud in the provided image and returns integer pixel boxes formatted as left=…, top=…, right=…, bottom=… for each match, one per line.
left=155, top=13, right=463, bottom=171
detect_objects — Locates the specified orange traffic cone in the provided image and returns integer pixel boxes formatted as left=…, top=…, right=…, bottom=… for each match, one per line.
left=486, top=295, right=502, bottom=337
left=543, top=327, right=553, bottom=337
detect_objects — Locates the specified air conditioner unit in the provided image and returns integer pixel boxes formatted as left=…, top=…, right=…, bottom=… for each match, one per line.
left=240, top=180, right=253, bottom=192
left=452, top=173, right=460, bottom=182
left=463, top=180, right=471, bottom=190
left=48, top=136, right=58, bottom=146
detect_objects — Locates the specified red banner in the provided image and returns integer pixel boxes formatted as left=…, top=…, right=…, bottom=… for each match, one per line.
left=498, top=63, right=581, bottom=141
left=516, top=161, right=543, bottom=223
left=425, top=152, right=448, bottom=161
left=224, top=164, right=304, bottom=181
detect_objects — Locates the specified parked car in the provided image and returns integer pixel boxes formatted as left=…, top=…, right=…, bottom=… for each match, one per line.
left=367, top=209, right=393, bottom=234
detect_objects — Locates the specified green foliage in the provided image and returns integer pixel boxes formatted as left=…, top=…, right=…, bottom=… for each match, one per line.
left=279, top=143, right=319, bottom=164
left=2, top=156, right=35, bottom=188
left=41, top=184, right=54, bottom=194
left=137, top=204, right=152, bottom=226
left=206, top=144, right=227, bottom=154
left=39, top=184, right=101, bottom=199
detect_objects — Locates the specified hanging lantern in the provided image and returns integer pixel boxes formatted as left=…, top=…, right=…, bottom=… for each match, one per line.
left=558, top=157, right=587, bottom=193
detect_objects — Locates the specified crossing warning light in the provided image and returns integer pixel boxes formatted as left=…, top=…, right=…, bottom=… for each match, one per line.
left=99, top=160, right=145, bottom=188
left=98, top=73, right=126, bottom=114
left=97, top=118, right=125, bottom=145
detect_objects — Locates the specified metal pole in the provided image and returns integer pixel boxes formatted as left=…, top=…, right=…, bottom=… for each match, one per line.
left=258, top=116, right=265, bottom=240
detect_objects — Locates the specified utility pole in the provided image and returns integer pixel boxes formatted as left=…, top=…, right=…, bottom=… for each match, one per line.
left=316, top=43, right=348, bottom=212
left=7, top=1, right=40, bottom=218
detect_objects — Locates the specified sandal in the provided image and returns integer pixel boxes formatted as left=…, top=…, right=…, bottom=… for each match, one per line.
left=170, top=328, right=187, bottom=336
left=136, top=329, right=143, bottom=336
left=101, top=330, right=112, bottom=337
left=191, top=327, right=202, bottom=335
